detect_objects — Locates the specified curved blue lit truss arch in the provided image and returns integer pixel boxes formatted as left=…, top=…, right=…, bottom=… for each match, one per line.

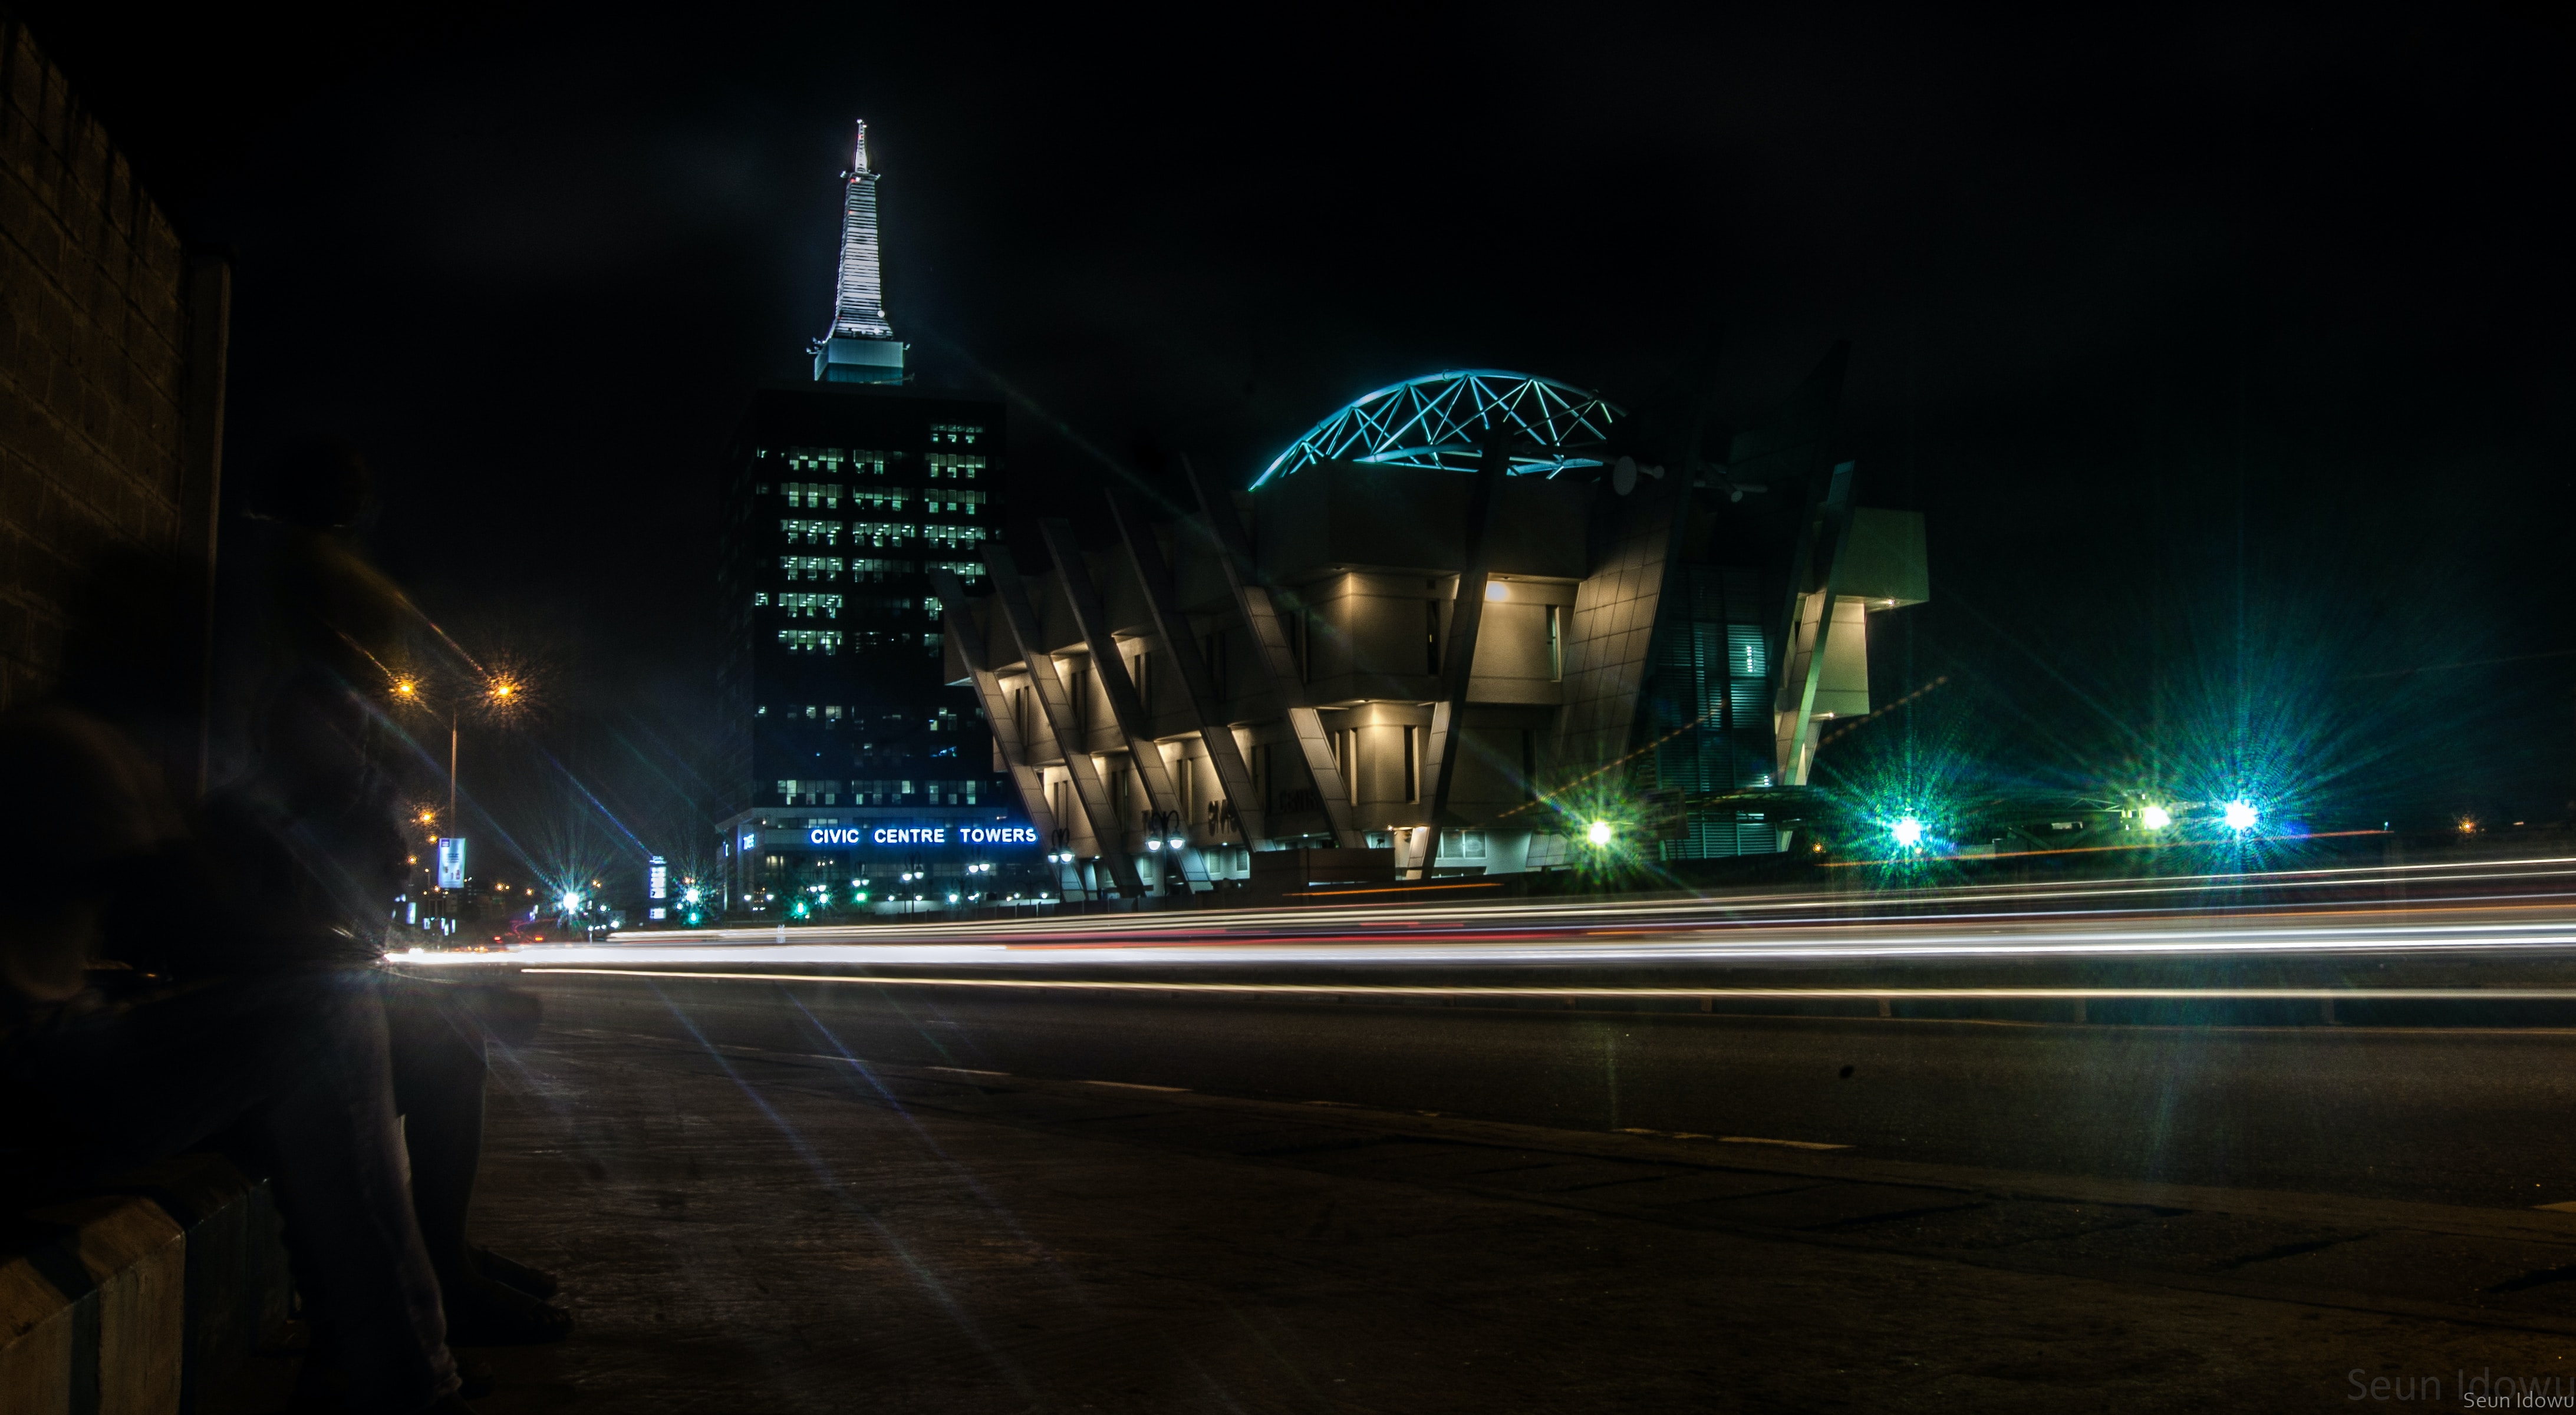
left=1250, top=370, right=1628, bottom=489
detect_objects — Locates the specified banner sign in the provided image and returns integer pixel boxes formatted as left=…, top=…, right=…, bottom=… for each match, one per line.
left=436, top=837, right=467, bottom=890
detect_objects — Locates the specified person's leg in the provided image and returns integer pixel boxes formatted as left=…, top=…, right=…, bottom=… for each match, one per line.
left=381, top=974, right=567, bottom=1344
left=384, top=977, right=486, bottom=1277
left=6, top=970, right=462, bottom=1411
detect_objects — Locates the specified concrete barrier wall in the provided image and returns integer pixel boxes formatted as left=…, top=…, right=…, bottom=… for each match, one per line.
left=0, top=1156, right=289, bottom=1415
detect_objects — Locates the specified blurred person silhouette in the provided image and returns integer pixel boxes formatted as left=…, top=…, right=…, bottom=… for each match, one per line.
left=197, top=438, right=569, bottom=1347
left=0, top=555, right=472, bottom=1413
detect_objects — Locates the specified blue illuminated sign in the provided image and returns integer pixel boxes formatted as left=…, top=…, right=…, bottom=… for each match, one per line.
left=805, top=824, right=1039, bottom=849
left=436, top=837, right=467, bottom=890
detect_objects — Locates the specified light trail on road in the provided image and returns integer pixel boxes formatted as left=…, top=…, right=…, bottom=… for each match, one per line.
left=511, top=968, right=2576, bottom=1005
left=399, top=853, right=2576, bottom=977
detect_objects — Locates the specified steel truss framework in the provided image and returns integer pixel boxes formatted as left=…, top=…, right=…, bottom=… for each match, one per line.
left=1250, top=370, right=1626, bottom=488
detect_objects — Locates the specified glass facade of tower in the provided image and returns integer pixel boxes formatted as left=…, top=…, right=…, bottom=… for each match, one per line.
left=714, top=385, right=1038, bottom=913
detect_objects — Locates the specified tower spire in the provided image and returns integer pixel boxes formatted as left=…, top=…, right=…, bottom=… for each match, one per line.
left=815, top=118, right=904, bottom=382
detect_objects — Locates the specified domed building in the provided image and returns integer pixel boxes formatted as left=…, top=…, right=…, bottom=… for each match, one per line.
left=940, top=350, right=1928, bottom=900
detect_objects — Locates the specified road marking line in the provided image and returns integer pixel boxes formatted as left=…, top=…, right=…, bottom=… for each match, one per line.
left=2534, top=1202, right=2576, bottom=1213
left=1719, top=1136, right=1853, bottom=1151
left=1080, top=1080, right=1189, bottom=1092
left=1614, top=1125, right=1848, bottom=1150
left=926, top=1066, right=1010, bottom=1077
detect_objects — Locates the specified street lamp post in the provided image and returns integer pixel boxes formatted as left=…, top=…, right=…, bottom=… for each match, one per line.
left=392, top=670, right=523, bottom=935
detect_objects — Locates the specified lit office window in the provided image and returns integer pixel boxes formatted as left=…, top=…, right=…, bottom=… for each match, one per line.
left=778, top=592, right=844, bottom=619
left=777, top=629, right=846, bottom=654
left=778, top=555, right=845, bottom=581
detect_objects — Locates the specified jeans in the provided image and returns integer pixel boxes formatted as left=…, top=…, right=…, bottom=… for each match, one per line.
left=5, top=968, right=460, bottom=1413
left=382, top=973, right=492, bottom=1283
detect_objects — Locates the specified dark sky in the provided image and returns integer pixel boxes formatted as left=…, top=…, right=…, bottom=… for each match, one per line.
left=34, top=4, right=2576, bottom=867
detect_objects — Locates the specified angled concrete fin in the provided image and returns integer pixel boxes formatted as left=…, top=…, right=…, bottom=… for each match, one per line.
left=984, top=546, right=1147, bottom=897
left=1039, top=519, right=1181, bottom=823
left=1108, top=490, right=1270, bottom=848
left=930, top=570, right=1057, bottom=844
left=1407, top=433, right=1510, bottom=874
left=1180, top=457, right=1362, bottom=847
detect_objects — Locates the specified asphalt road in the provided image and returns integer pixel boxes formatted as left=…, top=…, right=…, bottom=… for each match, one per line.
left=529, top=972, right=2576, bottom=1213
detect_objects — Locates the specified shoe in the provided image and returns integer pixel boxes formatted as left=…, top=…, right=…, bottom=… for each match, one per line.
left=443, top=1271, right=574, bottom=1347
left=469, top=1244, right=560, bottom=1299
left=456, top=1349, right=495, bottom=1400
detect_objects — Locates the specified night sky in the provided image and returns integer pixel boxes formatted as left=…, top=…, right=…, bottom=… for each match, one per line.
left=33, top=5, right=2576, bottom=874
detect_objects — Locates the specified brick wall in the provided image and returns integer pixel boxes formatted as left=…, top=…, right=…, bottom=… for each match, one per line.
left=0, top=18, right=225, bottom=712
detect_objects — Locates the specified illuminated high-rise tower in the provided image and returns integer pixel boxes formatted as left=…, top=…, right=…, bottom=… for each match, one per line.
left=700, top=120, right=1022, bottom=921
left=813, top=120, right=905, bottom=384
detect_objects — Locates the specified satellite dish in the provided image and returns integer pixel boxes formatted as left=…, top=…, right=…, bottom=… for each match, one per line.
left=1612, top=456, right=1638, bottom=496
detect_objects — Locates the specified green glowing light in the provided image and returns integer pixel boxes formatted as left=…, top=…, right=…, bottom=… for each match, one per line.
left=2223, top=800, right=2259, bottom=832
left=1890, top=816, right=1925, bottom=848
left=2141, top=805, right=2172, bottom=830
left=1586, top=820, right=1615, bottom=846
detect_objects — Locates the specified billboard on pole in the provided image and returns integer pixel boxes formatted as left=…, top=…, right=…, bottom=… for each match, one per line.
left=437, top=837, right=467, bottom=890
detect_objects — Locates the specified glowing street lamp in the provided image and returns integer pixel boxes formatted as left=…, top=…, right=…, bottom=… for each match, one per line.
left=2223, top=800, right=2259, bottom=833
left=1890, top=816, right=1925, bottom=849
left=2141, top=805, right=2172, bottom=830
left=1586, top=820, right=1615, bottom=847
